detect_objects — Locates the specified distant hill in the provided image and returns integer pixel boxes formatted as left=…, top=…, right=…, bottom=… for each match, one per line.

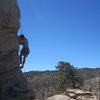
left=78, top=68, right=100, bottom=79
left=24, top=68, right=100, bottom=80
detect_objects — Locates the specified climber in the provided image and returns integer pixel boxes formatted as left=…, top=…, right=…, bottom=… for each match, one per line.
left=19, top=34, right=30, bottom=68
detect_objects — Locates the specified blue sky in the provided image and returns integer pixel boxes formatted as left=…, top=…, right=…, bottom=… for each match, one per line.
left=17, top=0, right=100, bottom=71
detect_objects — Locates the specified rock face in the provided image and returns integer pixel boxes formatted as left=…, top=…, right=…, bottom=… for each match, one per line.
left=47, top=89, right=98, bottom=100
left=0, top=0, right=20, bottom=30
left=0, top=0, right=33, bottom=100
left=0, top=0, right=19, bottom=52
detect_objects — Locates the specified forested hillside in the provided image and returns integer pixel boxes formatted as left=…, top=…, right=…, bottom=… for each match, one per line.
left=24, top=71, right=56, bottom=100
left=24, top=68, right=100, bottom=100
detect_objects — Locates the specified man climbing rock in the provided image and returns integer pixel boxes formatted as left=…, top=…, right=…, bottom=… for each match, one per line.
left=19, top=34, right=30, bottom=68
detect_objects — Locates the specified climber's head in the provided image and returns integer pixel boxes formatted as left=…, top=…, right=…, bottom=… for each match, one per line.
left=19, top=34, right=25, bottom=40
left=19, top=34, right=25, bottom=44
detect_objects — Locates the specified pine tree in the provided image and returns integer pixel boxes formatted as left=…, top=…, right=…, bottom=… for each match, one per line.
left=55, top=61, right=83, bottom=93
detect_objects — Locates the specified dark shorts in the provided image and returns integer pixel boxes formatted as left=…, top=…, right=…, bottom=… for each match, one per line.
left=21, top=48, right=30, bottom=57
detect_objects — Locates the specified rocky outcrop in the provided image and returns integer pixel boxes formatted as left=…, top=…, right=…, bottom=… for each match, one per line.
left=47, top=89, right=98, bottom=100
left=47, top=95, right=70, bottom=100
left=0, top=0, right=34, bottom=100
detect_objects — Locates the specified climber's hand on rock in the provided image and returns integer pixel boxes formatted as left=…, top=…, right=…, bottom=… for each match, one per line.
left=20, top=65, right=24, bottom=68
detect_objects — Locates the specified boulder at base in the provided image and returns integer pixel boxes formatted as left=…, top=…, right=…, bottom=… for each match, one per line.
left=47, top=89, right=98, bottom=100
left=47, top=95, right=70, bottom=100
